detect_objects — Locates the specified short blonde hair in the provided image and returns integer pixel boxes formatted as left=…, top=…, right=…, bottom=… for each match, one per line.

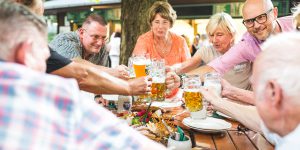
left=148, top=1, right=177, bottom=27
left=206, top=12, right=237, bottom=38
left=292, top=4, right=300, bottom=30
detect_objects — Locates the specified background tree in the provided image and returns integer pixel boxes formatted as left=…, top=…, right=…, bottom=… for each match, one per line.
left=120, top=0, right=167, bottom=65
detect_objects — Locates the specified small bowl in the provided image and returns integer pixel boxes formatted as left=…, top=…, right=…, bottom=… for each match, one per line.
left=167, top=135, right=191, bottom=150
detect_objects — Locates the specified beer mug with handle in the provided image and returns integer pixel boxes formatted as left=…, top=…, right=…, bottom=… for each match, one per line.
left=150, top=59, right=166, bottom=101
left=132, top=55, right=147, bottom=77
left=203, top=72, right=222, bottom=116
left=183, top=75, right=206, bottom=120
left=204, top=72, right=222, bottom=96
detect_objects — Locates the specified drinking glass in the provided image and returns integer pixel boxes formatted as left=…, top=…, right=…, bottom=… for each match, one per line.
left=132, top=55, right=150, bottom=103
left=132, top=55, right=147, bottom=77
left=150, top=59, right=166, bottom=101
left=128, top=57, right=135, bottom=79
left=203, top=72, right=222, bottom=96
left=203, top=72, right=222, bottom=116
left=183, top=75, right=206, bottom=120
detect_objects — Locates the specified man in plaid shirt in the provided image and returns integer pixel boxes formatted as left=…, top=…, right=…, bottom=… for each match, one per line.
left=0, top=1, right=165, bottom=149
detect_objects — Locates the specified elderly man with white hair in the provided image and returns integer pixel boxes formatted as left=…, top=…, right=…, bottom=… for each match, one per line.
left=253, top=32, right=300, bottom=149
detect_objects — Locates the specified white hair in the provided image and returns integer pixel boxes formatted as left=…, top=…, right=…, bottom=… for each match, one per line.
left=0, top=0, right=47, bottom=60
left=255, top=32, right=300, bottom=105
left=292, top=4, right=300, bottom=30
left=206, top=12, right=237, bottom=40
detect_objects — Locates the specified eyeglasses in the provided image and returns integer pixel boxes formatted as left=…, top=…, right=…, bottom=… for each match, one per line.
left=83, top=28, right=107, bottom=42
left=242, top=9, right=273, bottom=28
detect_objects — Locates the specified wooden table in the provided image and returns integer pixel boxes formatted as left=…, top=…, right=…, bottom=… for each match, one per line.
left=164, top=106, right=274, bottom=150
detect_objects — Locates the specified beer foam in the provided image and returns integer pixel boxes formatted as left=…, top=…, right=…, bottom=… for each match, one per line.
left=183, top=89, right=200, bottom=92
left=152, top=77, right=165, bottom=83
left=133, top=59, right=146, bottom=65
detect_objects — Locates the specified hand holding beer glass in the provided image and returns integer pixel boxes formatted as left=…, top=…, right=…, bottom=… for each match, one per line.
left=150, top=59, right=166, bottom=101
left=203, top=72, right=222, bottom=116
left=203, top=72, right=222, bottom=96
left=132, top=55, right=151, bottom=103
left=183, top=75, right=206, bottom=120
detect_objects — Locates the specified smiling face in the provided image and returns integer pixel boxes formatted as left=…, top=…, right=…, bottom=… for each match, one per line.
left=242, top=0, right=277, bottom=41
left=79, top=21, right=107, bottom=55
left=151, top=13, right=171, bottom=38
left=209, top=28, right=233, bottom=54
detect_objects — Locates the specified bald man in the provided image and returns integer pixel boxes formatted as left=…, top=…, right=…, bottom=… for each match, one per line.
left=189, top=0, right=294, bottom=105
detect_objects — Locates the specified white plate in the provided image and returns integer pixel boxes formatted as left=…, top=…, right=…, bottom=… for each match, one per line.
left=216, top=111, right=232, bottom=119
left=148, top=100, right=182, bottom=108
left=182, top=117, right=232, bottom=131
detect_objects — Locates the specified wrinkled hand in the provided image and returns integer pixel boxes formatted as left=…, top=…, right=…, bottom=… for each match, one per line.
left=113, top=65, right=130, bottom=80
left=165, top=67, right=180, bottom=91
left=199, top=87, right=222, bottom=105
left=128, top=76, right=152, bottom=95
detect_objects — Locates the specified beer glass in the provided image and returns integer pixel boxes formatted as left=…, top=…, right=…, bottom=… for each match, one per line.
left=132, top=56, right=147, bottom=77
left=132, top=55, right=150, bottom=103
left=203, top=72, right=221, bottom=116
left=203, top=72, right=222, bottom=96
left=128, top=57, right=136, bottom=79
left=150, top=59, right=166, bottom=101
left=183, top=75, right=206, bottom=120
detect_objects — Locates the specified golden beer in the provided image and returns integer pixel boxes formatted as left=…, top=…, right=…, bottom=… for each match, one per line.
left=151, top=82, right=166, bottom=101
left=183, top=90, right=203, bottom=112
left=133, top=64, right=146, bottom=77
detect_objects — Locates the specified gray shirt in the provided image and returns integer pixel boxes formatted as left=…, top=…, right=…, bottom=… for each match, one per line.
left=197, top=44, right=252, bottom=90
left=49, top=31, right=109, bottom=67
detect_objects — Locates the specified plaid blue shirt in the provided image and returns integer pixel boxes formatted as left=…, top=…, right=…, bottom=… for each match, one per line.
left=0, top=62, right=165, bottom=150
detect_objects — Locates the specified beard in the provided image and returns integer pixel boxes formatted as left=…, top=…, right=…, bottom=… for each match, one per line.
left=260, top=121, right=282, bottom=145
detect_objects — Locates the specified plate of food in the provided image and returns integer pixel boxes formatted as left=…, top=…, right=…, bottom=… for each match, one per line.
left=121, top=105, right=176, bottom=143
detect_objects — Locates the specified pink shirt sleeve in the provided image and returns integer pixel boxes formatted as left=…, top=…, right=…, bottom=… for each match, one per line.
left=208, top=40, right=253, bottom=75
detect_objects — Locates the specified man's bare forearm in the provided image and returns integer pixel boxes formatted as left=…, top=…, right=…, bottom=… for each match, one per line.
left=223, top=86, right=255, bottom=105
left=212, top=98, right=262, bottom=133
left=51, top=62, right=131, bottom=95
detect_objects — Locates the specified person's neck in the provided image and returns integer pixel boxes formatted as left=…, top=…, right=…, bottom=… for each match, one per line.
left=82, top=50, right=92, bottom=60
left=272, top=20, right=282, bottom=35
left=154, top=32, right=169, bottom=42
left=279, top=106, right=300, bottom=137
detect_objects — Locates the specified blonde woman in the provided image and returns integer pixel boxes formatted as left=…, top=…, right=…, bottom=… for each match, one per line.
left=173, top=12, right=252, bottom=91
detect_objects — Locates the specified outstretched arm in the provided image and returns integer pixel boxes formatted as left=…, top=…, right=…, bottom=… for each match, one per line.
left=171, top=51, right=202, bottom=74
left=200, top=87, right=262, bottom=133
left=51, top=61, right=150, bottom=95
left=221, top=79, right=255, bottom=105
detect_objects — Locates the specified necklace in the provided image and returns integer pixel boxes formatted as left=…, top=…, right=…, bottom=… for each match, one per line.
left=153, top=32, right=172, bottom=58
